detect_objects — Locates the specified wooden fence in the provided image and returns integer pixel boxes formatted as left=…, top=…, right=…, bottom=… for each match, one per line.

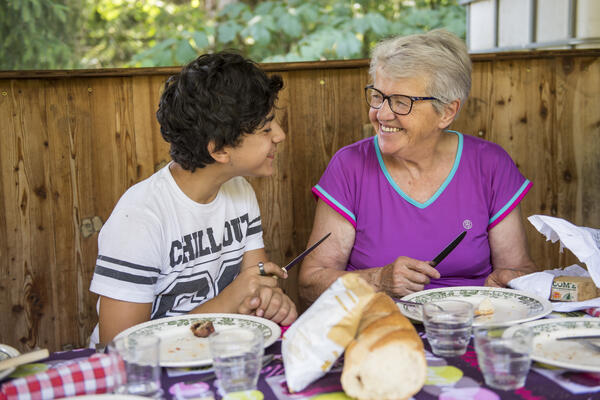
left=0, top=50, right=598, bottom=352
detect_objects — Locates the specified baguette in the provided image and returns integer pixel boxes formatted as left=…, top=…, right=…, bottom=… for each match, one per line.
left=341, top=293, right=427, bottom=400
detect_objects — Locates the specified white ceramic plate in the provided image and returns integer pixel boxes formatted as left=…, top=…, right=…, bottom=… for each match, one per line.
left=505, top=317, right=600, bottom=372
left=114, top=313, right=280, bottom=368
left=398, top=286, right=552, bottom=326
left=0, top=344, right=20, bottom=381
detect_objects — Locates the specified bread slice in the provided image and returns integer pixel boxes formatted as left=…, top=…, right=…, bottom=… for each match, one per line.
left=474, top=297, right=494, bottom=316
left=341, top=293, right=427, bottom=400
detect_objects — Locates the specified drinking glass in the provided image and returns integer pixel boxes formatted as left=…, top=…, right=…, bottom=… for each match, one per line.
left=107, top=335, right=162, bottom=398
left=208, top=327, right=264, bottom=394
left=473, top=324, right=534, bottom=391
left=422, top=300, right=474, bottom=357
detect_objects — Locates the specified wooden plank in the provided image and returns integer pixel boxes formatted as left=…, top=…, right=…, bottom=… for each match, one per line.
left=454, top=60, right=493, bottom=139
left=0, top=79, right=22, bottom=349
left=131, top=75, right=170, bottom=179
left=553, top=56, right=600, bottom=265
left=247, top=71, right=297, bottom=303
left=4, top=79, right=57, bottom=350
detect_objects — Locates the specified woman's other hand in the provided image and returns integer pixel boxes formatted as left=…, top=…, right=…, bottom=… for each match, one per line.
left=487, top=206, right=538, bottom=288
left=484, top=268, right=527, bottom=287
left=377, top=256, right=440, bottom=297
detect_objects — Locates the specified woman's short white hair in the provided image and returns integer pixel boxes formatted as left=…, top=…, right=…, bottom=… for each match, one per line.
left=369, top=29, right=472, bottom=114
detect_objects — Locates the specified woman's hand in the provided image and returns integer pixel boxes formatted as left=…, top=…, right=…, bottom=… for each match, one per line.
left=487, top=206, right=538, bottom=288
left=377, top=256, right=440, bottom=297
left=484, top=268, right=528, bottom=288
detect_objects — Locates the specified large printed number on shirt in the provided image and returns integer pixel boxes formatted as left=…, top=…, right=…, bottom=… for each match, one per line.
left=151, top=271, right=214, bottom=318
left=216, top=261, right=241, bottom=292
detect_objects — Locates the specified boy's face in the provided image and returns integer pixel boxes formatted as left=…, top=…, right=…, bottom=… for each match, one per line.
left=227, top=117, right=286, bottom=177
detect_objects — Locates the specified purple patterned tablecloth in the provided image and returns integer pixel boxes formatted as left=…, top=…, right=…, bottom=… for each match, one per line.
left=13, top=327, right=600, bottom=400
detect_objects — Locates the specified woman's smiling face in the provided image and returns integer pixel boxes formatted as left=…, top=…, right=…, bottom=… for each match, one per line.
left=369, top=70, right=445, bottom=158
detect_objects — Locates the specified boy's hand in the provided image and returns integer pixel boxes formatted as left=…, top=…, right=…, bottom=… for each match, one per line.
left=221, top=261, right=284, bottom=311
left=233, top=261, right=297, bottom=326
left=254, top=286, right=297, bottom=326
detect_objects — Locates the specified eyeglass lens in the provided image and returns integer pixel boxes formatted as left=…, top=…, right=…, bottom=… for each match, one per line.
left=365, top=87, right=412, bottom=115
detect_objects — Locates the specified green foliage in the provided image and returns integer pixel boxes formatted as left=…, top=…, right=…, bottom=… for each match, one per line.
left=127, top=0, right=465, bottom=67
left=1, top=0, right=466, bottom=70
left=0, top=0, right=83, bottom=70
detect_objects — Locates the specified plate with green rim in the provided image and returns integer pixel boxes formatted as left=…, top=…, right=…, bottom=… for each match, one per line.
left=398, top=286, right=552, bottom=326
left=113, top=313, right=280, bottom=368
left=505, top=317, right=600, bottom=372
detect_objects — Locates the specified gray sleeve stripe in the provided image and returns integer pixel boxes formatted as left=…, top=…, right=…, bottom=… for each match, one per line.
left=97, top=255, right=161, bottom=273
left=94, top=265, right=157, bottom=285
left=247, top=225, right=262, bottom=236
left=248, top=216, right=261, bottom=226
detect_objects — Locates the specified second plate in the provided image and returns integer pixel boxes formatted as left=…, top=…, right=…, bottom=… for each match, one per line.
left=398, top=286, right=552, bottom=326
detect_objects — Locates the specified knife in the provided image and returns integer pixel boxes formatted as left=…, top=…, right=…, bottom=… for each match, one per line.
left=430, top=231, right=467, bottom=267
left=283, top=232, right=331, bottom=271
left=556, top=335, right=600, bottom=341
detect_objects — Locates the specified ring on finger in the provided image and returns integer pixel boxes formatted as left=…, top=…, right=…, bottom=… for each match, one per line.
left=257, top=262, right=266, bottom=276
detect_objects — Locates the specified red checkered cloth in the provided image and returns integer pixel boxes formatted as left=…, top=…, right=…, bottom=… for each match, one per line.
left=586, top=307, right=600, bottom=318
left=0, top=353, right=125, bottom=400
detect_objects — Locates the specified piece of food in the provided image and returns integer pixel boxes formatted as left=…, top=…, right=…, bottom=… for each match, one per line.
left=341, top=293, right=427, bottom=400
left=190, top=320, right=215, bottom=338
left=474, top=297, right=494, bottom=316
left=551, top=276, right=599, bottom=302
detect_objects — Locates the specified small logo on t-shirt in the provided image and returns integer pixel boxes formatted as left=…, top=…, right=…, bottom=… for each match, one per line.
left=463, top=220, right=473, bottom=230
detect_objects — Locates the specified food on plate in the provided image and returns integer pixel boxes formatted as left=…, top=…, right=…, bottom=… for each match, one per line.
left=551, top=276, right=599, bottom=302
left=474, top=297, right=494, bottom=316
left=341, top=293, right=427, bottom=400
left=190, top=320, right=215, bottom=338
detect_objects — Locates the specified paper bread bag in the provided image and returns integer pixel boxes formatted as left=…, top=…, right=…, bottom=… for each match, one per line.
left=281, top=273, right=375, bottom=392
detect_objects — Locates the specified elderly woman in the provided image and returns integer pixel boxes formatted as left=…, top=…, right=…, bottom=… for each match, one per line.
left=298, top=30, right=538, bottom=304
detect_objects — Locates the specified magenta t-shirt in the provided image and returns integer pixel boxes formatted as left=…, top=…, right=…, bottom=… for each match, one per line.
left=312, top=131, right=532, bottom=288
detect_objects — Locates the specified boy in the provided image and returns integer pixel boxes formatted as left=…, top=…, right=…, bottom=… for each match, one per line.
left=89, top=52, right=297, bottom=345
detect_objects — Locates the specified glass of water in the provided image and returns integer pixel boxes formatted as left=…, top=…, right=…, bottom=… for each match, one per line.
left=208, top=327, right=264, bottom=394
left=107, top=335, right=162, bottom=398
left=423, top=300, right=474, bottom=357
left=473, top=324, right=534, bottom=391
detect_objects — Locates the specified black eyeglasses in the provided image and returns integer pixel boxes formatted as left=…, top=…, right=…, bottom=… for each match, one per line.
left=364, top=85, right=439, bottom=115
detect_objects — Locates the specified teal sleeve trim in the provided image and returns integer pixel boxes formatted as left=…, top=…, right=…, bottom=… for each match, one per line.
left=489, top=180, right=532, bottom=225
left=313, top=184, right=357, bottom=223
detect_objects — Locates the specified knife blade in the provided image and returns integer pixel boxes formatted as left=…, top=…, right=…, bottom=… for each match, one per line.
left=283, top=232, right=331, bottom=271
left=430, top=231, right=467, bottom=267
left=556, top=335, right=600, bottom=341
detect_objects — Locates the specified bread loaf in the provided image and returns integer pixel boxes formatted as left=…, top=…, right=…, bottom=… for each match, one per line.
left=341, top=293, right=427, bottom=400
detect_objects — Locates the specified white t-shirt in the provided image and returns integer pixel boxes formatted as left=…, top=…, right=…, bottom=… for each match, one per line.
left=89, top=163, right=264, bottom=345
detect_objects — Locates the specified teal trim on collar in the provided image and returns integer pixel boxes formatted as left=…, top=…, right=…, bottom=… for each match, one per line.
left=373, top=131, right=463, bottom=209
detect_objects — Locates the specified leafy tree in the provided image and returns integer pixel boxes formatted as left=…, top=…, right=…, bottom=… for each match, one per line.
left=0, top=0, right=84, bottom=70
left=125, top=0, right=465, bottom=67
left=1, top=0, right=465, bottom=70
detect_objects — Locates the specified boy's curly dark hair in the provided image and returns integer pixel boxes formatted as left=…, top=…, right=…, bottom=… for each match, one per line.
left=156, top=51, right=283, bottom=171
